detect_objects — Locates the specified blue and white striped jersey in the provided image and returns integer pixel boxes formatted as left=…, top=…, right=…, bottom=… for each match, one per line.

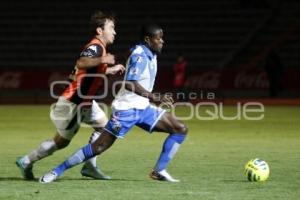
left=112, top=44, right=157, bottom=110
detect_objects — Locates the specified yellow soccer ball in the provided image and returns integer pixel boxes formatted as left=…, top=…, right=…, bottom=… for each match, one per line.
left=244, top=158, right=270, bottom=182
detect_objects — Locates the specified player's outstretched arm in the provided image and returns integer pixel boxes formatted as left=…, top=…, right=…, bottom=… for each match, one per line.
left=76, top=53, right=115, bottom=69
left=105, top=64, right=125, bottom=75
left=125, top=80, right=174, bottom=107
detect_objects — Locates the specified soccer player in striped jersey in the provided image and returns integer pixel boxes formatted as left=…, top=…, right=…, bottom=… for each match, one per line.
left=40, top=24, right=187, bottom=183
left=16, top=11, right=124, bottom=180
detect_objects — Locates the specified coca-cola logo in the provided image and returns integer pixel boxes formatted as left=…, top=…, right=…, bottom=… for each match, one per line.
left=185, top=72, right=220, bottom=89
left=234, top=70, right=269, bottom=89
left=0, top=72, right=22, bottom=89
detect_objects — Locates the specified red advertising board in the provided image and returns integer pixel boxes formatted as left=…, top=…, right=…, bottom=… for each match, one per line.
left=0, top=68, right=299, bottom=91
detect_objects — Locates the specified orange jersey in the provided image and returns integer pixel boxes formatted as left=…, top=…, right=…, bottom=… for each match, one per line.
left=62, top=38, right=108, bottom=104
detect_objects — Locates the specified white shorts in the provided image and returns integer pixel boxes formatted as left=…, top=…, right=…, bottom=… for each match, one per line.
left=50, top=97, right=107, bottom=140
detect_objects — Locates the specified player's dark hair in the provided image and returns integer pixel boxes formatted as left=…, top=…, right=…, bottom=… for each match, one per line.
left=140, top=24, right=162, bottom=41
left=90, top=11, right=115, bottom=35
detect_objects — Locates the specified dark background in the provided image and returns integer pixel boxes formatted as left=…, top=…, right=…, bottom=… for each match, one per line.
left=0, top=0, right=300, bottom=103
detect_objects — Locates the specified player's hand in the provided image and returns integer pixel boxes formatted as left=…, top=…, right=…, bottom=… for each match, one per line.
left=106, top=64, right=125, bottom=75
left=102, top=53, right=115, bottom=65
left=160, top=94, right=174, bottom=108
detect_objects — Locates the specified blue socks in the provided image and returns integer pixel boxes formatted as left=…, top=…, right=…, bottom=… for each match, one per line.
left=154, top=133, right=186, bottom=172
left=53, top=144, right=94, bottom=176
left=52, top=133, right=186, bottom=176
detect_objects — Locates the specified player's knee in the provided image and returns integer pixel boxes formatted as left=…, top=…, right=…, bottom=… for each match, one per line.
left=172, top=122, right=188, bottom=135
left=179, top=123, right=188, bottom=135
left=53, top=133, right=71, bottom=149
left=55, top=139, right=70, bottom=149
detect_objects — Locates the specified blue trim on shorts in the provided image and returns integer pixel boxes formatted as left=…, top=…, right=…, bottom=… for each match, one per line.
left=149, top=109, right=166, bottom=132
left=104, top=105, right=165, bottom=138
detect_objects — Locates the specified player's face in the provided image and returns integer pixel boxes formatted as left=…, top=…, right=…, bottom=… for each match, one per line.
left=148, top=29, right=164, bottom=54
left=102, top=20, right=116, bottom=45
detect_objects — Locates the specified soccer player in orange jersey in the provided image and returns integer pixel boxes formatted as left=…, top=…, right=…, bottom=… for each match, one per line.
left=16, top=11, right=124, bottom=180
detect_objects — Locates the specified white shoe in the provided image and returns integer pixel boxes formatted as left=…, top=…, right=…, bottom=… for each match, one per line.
left=39, top=171, right=58, bottom=184
left=149, top=169, right=180, bottom=182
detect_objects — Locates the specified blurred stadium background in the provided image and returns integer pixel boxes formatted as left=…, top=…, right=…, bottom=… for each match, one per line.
left=0, top=0, right=300, bottom=104
left=1, top=1, right=300, bottom=200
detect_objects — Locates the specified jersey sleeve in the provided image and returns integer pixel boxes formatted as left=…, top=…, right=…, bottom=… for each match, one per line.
left=126, top=53, right=147, bottom=81
left=80, top=44, right=103, bottom=58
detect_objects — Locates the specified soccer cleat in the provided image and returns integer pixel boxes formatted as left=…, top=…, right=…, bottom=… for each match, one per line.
left=149, top=169, right=180, bottom=182
left=15, top=157, right=34, bottom=180
left=39, top=171, right=58, bottom=184
left=80, top=164, right=111, bottom=180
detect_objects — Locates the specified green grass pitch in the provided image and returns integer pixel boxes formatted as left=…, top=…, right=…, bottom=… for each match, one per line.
left=0, top=105, right=299, bottom=200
